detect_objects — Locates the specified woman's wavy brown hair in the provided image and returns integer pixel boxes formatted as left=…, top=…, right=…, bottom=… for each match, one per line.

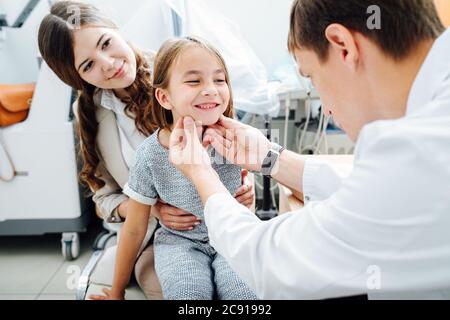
left=147, top=37, right=234, bottom=130
left=38, top=1, right=155, bottom=191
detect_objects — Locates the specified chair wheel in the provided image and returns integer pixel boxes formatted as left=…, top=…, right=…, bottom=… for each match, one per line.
left=61, top=232, right=80, bottom=261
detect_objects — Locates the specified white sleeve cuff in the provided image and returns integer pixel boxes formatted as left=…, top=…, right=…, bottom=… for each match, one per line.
left=302, top=158, right=324, bottom=204
left=303, top=158, right=345, bottom=204
left=123, top=183, right=158, bottom=206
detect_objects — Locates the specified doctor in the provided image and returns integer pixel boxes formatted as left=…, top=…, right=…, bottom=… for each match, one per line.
left=168, top=0, right=450, bottom=299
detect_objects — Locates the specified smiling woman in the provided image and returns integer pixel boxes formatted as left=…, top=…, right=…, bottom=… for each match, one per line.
left=73, top=27, right=136, bottom=89
left=38, top=2, right=154, bottom=191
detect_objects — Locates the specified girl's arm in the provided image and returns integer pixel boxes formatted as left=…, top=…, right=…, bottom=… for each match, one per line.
left=110, top=199, right=151, bottom=299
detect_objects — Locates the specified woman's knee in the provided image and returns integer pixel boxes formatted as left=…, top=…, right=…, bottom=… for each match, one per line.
left=134, top=244, right=163, bottom=299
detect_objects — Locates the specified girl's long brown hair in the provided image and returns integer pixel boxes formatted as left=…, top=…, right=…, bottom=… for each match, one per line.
left=38, top=1, right=155, bottom=191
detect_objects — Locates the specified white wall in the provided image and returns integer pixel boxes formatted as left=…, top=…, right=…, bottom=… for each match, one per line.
left=207, top=0, right=294, bottom=78
left=0, top=0, right=294, bottom=83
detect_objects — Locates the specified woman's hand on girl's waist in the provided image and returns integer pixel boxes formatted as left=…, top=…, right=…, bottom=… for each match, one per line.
left=152, top=200, right=201, bottom=231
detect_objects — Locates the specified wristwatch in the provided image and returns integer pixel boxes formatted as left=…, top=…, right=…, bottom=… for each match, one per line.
left=260, top=142, right=285, bottom=177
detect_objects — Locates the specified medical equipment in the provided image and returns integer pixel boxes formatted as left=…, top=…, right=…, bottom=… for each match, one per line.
left=247, top=79, right=354, bottom=212
left=255, top=116, right=278, bottom=220
left=0, top=61, right=92, bottom=260
left=0, top=0, right=92, bottom=260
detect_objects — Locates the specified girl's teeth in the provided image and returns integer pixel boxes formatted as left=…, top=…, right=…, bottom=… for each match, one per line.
left=197, top=104, right=217, bottom=109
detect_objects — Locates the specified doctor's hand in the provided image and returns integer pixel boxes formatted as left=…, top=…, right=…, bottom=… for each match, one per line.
left=169, top=117, right=212, bottom=181
left=203, top=115, right=271, bottom=172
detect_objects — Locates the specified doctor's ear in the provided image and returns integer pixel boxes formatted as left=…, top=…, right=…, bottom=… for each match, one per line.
left=155, top=88, right=173, bottom=111
left=325, top=24, right=359, bottom=71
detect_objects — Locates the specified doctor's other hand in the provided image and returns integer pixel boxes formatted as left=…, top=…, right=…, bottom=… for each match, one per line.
left=88, top=288, right=124, bottom=300
left=203, top=115, right=271, bottom=172
left=152, top=200, right=200, bottom=231
left=169, top=117, right=212, bottom=180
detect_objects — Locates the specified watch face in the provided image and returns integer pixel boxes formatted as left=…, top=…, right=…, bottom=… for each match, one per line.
left=261, top=151, right=277, bottom=176
left=261, top=151, right=273, bottom=169
left=262, top=144, right=283, bottom=176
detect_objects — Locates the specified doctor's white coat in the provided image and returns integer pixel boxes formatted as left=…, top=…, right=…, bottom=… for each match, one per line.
left=204, top=29, right=450, bottom=300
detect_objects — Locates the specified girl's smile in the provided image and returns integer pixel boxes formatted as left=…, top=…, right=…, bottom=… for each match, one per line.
left=194, top=102, right=221, bottom=111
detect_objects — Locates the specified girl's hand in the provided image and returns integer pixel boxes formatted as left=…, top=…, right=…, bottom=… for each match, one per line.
left=234, top=169, right=255, bottom=209
left=88, top=288, right=124, bottom=300
left=152, top=200, right=200, bottom=231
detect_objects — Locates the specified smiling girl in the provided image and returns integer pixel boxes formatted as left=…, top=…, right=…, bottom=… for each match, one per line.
left=107, top=37, right=258, bottom=300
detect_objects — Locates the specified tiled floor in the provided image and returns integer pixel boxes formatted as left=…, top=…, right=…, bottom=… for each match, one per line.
left=0, top=221, right=102, bottom=300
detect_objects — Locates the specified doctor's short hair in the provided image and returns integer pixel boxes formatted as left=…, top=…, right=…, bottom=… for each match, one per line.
left=287, top=0, right=445, bottom=61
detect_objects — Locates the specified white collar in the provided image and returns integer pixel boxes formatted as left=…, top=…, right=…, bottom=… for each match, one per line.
left=406, top=28, right=450, bottom=115
left=100, top=89, right=120, bottom=111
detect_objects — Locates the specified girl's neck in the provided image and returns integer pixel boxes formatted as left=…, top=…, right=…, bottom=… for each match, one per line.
left=158, top=126, right=174, bottom=150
